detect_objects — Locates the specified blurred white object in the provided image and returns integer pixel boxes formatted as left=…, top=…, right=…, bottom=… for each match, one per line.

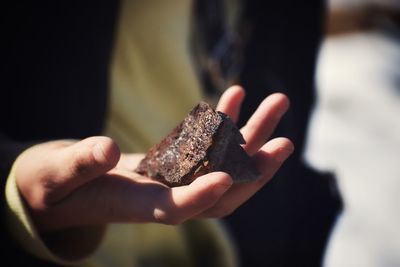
left=305, top=30, right=400, bottom=266
left=330, top=0, right=400, bottom=11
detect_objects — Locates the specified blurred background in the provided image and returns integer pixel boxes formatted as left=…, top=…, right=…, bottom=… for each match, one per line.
left=226, top=0, right=400, bottom=266
left=304, top=0, right=400, bottom=266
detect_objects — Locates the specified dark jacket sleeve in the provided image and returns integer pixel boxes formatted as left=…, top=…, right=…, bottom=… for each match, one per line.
left=225, top=1, right=342, bottom=267
left=1, top=2, right=119, bottom=265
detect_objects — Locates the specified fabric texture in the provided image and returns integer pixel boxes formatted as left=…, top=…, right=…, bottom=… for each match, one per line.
left=106, top=0, right=203, bottom=153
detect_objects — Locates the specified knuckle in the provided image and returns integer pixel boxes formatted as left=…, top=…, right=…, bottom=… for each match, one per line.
left=69, top=151, right=95, bottom=177
left=38, top=174, right=64, bottom=205
left=37, top=189, right=57, bottom=207
left=41, top=190, right=60, bottom=206
left=27, top=189, right=53, bottom=211
left=243, top=121, right=258, bottom=134
left=20, top=179, right=56, bottom=209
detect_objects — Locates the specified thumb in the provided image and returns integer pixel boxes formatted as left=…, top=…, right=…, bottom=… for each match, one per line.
left=47, top=136, right=120, bottom=204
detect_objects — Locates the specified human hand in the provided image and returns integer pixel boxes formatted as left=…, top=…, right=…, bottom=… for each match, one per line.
left=15, top=85, right=293, bottom=233
left=196, top=85, right=294, bottom=217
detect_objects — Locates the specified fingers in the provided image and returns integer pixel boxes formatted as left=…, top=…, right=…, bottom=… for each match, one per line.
left=241, top=93, right=290, bottom=155
left=153, top=172, right=232, bottom=224
left=40, top=172, right=233, bottom=230
left=216, top=85, right=245, bottom=123
left=39, top=137, right=120, bottom=205
left=199, top=93, right=291, bottom=217
left=26, top=135, right=292, bottom=230
left=198, top=137, right=294, bottom=218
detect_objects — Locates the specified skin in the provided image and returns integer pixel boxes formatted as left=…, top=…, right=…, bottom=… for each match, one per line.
left=15, top=85, right=294, bottom=234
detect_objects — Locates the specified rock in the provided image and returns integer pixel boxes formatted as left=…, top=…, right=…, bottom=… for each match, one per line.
left=135, top=102, right=260, bottom=187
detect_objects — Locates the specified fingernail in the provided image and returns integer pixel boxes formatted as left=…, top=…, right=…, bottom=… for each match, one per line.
left=93, top=143, right=107, bottom=164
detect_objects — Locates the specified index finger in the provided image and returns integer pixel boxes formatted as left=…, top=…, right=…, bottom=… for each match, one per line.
left=216, top=85, right=246, bottom=123
left=240, top=93, right=290, bottom=155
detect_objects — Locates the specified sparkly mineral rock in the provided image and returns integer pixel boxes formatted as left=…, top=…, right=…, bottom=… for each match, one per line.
left=135, top=102, right=260, bottom=187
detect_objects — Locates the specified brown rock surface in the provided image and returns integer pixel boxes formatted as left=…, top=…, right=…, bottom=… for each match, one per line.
left=135, top=102, right=260, bottom=187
